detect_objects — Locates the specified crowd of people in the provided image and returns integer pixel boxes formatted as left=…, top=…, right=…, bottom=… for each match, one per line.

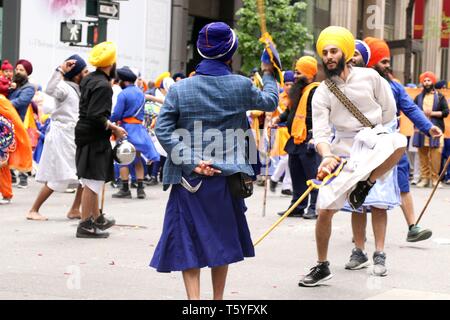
left=0, top=21, right=449, bottom=299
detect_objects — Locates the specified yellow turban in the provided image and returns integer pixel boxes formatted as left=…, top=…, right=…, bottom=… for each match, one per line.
left=295, top=56, right=318, bottom=80
left=316, top=26, right=355, bottom=62
left=88, top=42, right=117, bottom=67
left=155, top=72, right=171, bottom=88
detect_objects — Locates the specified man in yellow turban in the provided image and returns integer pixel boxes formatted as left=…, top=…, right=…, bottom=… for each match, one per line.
left=75, top=41, right=127, bottom=239
left=298, top=26, right=408, bottom=286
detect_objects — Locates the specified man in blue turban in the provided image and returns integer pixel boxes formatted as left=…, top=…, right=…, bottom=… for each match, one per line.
left=151, top=21, right=279, bottom=300
left=351, top=39, right=371, bottom=67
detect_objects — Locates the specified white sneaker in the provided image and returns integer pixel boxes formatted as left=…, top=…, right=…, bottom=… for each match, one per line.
left=0, top=198, right=11, bottom=205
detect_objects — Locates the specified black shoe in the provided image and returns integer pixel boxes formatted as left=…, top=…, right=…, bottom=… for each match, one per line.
left=348, top=180, right=375, bottom=210
left=137, top=188, right=146, bottom=199
left=145, top=176, right=158, bottom=186
left=112, top=189, right=132, bottom=199
left=93, top=214, right=116, bottom=231
left=111, top=180, right=120, bottom=189
left=270, top=180, right=278, bottom=192
left=278, top=209, right=304, bottom=218
left=298, top=261, right=333, bottom=287
left=17, top=178, right=28, bottom=189
left=303, top=209, right=318, bottom=220
left=281, top=189, right=293, bottom=196
left=76, top=219, right=110, bottom=238
left=130, top=182, right=138, bottom=189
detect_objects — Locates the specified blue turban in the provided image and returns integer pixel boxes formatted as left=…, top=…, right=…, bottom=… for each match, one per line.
left=284, top=70, right=295, bottom=83
left=435, top=80, right=447, bottom=89
left=355, top=40, right=371, bottom=66
left=197, top=22, right=238, bottom=62
left=117, top=66, right=137, bottom=83
left=64, top=54, right=87, bottom=80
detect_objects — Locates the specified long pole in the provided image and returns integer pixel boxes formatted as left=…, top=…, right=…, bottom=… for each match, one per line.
left=262, top=127, right=271, bottom=217
left=415, top=156, right=450, bottom=226
left=254, top=185, right=315, bottom=247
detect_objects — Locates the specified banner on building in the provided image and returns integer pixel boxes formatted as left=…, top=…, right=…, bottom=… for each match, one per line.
left=414, top=0, right=425, bottom=40
left=442, top=0, right=450, bottom=48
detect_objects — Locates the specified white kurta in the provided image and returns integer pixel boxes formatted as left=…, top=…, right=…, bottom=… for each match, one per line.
left=35, top=71, right=80, bottom=192
left=312, top=67, right=406, bottom=210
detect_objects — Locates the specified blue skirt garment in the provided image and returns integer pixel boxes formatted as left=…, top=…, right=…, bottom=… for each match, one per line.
left=342, top=166, right=401, bottom=213
left=150, top=176, right=255, bottom=273
left=122, top=123, right=160, bottom=162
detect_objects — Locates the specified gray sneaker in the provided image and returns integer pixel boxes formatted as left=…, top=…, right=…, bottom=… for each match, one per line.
left=345, top=248, right=370, bottom=270
left=372, top=251, right=387, bottom=277
left=407, top=225, right=432, bottom=242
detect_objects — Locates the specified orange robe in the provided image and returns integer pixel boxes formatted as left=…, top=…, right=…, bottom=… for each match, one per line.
left=0, top=95, right=32, bottom=199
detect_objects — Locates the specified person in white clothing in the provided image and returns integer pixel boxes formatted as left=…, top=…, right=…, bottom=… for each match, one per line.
left=27, top=55, right=88, bottom=221
left=298, top=27, right=407, bottom=287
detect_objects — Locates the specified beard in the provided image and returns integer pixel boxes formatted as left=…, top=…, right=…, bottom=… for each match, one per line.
left=323, top=56, right=346, bottom=78
left=109, top=63, right=117, bottom=79
left=374, top=65, right=390, bottom=81
left=288, top=77, right=309, bottom=108
left=424, top=84, right=434, bottom=93
left=352, top=59, right=366, bottom=68
left=12, top=73, right=28, bottom=87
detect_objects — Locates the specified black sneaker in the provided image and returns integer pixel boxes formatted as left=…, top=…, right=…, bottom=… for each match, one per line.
left=281, top=189, right=293, bottom=196
left=93, top=214, right=116, bottom=231
left=17, top=178, right=28, bottom=189
left=111, top=180, right=121, bottom=189
left=270, top=179, right=278, bottom=192
left=278, top=209, right=304, bottom=218
left=348, top=180, right=375, bottom=210
left=137, top=188, right=146, bottom=199
left=303, top=209, right=318, bottom=220
left=145, top=176, right=158, bottom=186
left=76, top=219, right=110, bottom=238
left=130, top=182, right=139, bottom=189
left=299, top=261, right=333, bottom=287
left=112, top=189, right=132, bottom=199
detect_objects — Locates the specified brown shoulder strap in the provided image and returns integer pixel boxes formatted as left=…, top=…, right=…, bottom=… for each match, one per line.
left=325, top=79, right=375, bottom=128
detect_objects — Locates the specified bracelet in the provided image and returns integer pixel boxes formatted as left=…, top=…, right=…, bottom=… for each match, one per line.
left=56, top=67, right=65, bottom=76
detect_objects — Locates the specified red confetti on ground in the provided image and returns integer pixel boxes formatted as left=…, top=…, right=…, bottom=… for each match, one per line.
left=109, top=261, right=115, bottom=265
left=38, top=254, right=43, bottom=256
left=272, top=285, right=277, bottom=288
left=231, top=291, right=239, bottom=294
left=64, top=273, right=72, bottom=276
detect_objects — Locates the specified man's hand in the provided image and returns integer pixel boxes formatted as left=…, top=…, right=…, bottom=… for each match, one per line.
left=10, top=83, right=17, bottom=90
left=429, top=125, right=442, bottom=138
left=110, top=124, right=127, bottom=140
left=424, top=109, right=432, bottom=117
left=269, top=116, right=280, bottom=128
left=260, top=62, right=274, bottom=75
left=317, top=155, right=340, bottom=180
left=193, top=160, right=222, bottom=177
left=61, top=59, right=77, bottom=74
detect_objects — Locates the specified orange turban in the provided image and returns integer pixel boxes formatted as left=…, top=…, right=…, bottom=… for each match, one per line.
left=364, top=37, right=390, bottom=68
left=419, top=71, right=437, bottom=84
left=295, top=56, right=318, bottom=80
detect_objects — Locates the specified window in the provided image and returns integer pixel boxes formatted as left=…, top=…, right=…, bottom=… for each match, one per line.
left=384, top=0, right=396, bottom=40
left=442, top=48, right=449, bottom=81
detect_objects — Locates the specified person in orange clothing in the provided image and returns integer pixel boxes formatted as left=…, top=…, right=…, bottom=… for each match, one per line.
left=413, top=71, right=449, bottom=188
left=269, top=70, right=294, bottom=196
left=0, top=95, right=32, bottom=204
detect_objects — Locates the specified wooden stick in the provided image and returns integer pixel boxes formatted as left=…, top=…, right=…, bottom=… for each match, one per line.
left=100, top=184, right=106, bottom=215
left=415, top=156, right=450, bottom=226
left=255, top=185, right=314, bottom=247
left=262, top=127, right=271, bottom=217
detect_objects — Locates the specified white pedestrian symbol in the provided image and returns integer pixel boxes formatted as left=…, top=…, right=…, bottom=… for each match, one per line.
left=70, top=24, right=80, bottom=41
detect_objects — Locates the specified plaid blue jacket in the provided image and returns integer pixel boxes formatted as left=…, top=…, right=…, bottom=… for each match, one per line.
left=156, top=74, right=279, bottom=185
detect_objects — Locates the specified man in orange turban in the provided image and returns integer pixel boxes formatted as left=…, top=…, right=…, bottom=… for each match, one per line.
left=362, top=37, right=442, bottom=247
left=271, top=57, right=320, bottom=219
